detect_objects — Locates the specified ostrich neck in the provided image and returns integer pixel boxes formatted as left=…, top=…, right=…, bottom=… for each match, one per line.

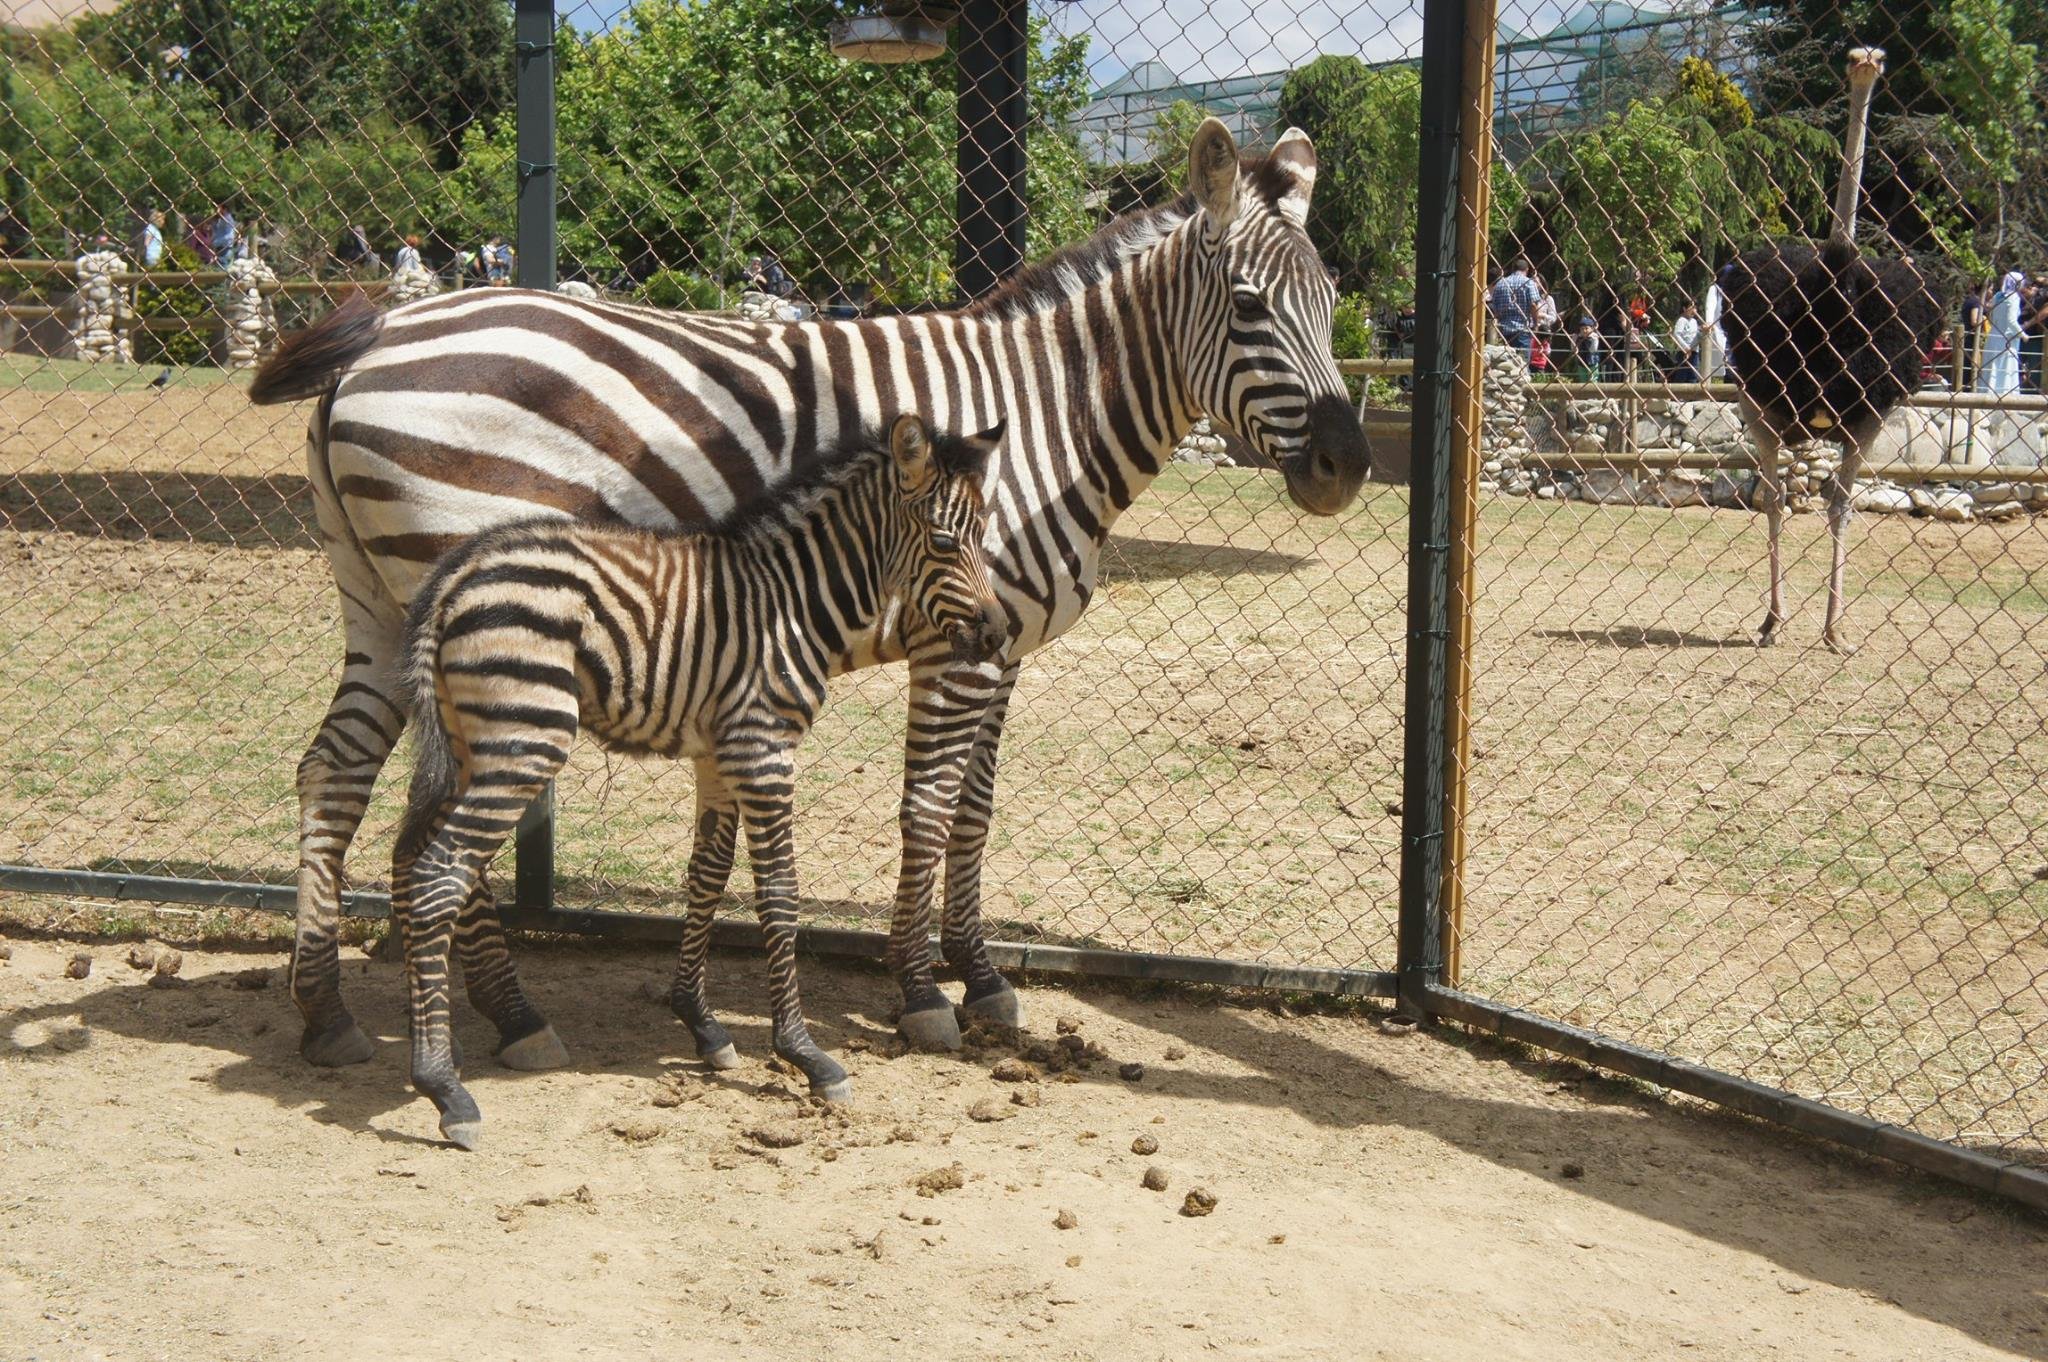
left=1831, top=80, right=1876, bottom=246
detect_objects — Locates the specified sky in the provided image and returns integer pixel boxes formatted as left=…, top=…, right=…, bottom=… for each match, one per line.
left=561, top=0, right=1615, bottom=90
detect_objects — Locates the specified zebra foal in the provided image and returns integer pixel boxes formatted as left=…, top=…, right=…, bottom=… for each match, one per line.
left=392, top=415, right=1005, bottom=1147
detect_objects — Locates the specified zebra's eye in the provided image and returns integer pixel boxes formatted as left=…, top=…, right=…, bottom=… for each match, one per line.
left=930, top=531, right=959, bottom=554
left=1232, top=286, right=1270, bottom=317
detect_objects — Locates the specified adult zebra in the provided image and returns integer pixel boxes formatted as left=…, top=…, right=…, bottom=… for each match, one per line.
left=254, top=119, right=1369, bottom=1068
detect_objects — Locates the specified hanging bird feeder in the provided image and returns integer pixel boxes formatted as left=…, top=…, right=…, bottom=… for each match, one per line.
left=829, top=2, right=956, bottom=63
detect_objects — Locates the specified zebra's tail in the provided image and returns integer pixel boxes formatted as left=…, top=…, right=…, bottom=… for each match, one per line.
left=248, top=294, right=386, bottom=406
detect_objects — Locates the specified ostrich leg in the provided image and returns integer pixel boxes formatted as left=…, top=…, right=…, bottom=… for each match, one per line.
left=1821, top=421, right=1876, bottom=654
left=1740, top=398, right=1790, bottom=646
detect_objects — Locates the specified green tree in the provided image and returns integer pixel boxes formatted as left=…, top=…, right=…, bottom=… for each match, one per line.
left=390, top=0, right=515, bottom=171
left=81, top=0, right=400, bottom=146
left=1277, top=55, right=1421, bottom=309
left=448, top=0, right=1092, bottom=301
left=1531, top=97, right=1705, bottom=293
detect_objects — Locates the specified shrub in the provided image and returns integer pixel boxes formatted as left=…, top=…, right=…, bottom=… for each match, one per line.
left=1331, top=293, right=1372, bottom=361
left=133, top=241, right=212, bottom=366
left=641, top=269, right=731, bottom=312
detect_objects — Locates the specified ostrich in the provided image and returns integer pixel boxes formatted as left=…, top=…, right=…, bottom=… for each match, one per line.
left=1719, top=46, right=1944, bottom=651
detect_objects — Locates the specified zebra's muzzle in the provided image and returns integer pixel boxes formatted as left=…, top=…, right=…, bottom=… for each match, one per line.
left=1282, top=394, right=1371, bottom=516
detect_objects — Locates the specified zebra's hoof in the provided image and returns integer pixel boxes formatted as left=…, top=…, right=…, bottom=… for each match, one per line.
left=964, top=987, right=1024, bottom=1028
left=811, top=1076, right=853, bottom=1104
left=440, top=1119, right=483, bottom=1151
left=898, top=1005, right=962, bottom=1052
left=497, top=1024, right=569, bottom=1072
left=301, top=1020, right=374, bottom=1068
left=700, top=1043, right=741, bottom=1071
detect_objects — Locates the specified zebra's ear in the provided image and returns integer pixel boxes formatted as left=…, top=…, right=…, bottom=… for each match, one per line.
left=1187, top=117, right=1240, bottom=227
left=944, top=418, right=1006, bottom=483
left=1269, top=127, right=1316, bottom=226
left=890, top=414, right=935, bottom=491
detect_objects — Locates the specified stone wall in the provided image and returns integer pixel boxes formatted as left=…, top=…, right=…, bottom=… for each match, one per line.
left=69, top=251, right=131, bottom=364
left=1480, top=353, right=2048, bottom=521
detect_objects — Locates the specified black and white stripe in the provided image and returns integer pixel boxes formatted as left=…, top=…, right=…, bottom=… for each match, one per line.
left=254, top=118, right=1368, bottom=1066
left=392, top=416, right=1003, bottom=1145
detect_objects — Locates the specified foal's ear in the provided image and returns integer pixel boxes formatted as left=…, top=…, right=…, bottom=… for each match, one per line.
left=941, top=418, right=1006, bottom=484
left=890, top=414, right=935, bottom=491
left=1188, top=117, right=1240, bottom=227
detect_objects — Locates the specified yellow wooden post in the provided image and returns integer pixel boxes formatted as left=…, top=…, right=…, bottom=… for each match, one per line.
left=1437, top=0, right=1496, bottom=986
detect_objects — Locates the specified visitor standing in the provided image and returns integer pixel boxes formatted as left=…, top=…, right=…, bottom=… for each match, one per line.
left=1957, top=280, right=1985, bottom=390
left=207, top=203, right=237, bottom=266
left=1700, top=276, right=1729, bottom=378
left=1573, top=315, right=1601, bottom=382
left=1978, top=270, right=2025, bottom=396
left=336, top=224, right=375, bottom=274
left=136, top=210, right=165, bottom=268
left=1486, top=256, right=1539, bottom=362
left=485, top=234, right=513, bottom=285
left=394, top=234, right=423, bottom=275
left=2023, top=275, right=2048, bottom=395
left=1671, top=300, right=1701, bottom=382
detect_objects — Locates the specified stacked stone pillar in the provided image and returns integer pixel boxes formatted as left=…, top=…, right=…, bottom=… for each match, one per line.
left=69, top=250, right=132, bottom=363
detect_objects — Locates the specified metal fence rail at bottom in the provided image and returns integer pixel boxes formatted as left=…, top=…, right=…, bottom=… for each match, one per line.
left=0, top=864, right=1399, bottom=1000
left=1421, top=986, right=2048, bottom=1215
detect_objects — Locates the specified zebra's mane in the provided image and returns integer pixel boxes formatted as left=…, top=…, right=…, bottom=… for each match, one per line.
left=961, top=151, right=1300, bottom=322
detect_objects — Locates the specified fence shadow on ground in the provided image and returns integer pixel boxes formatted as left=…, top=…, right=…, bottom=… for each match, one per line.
left=3, top=944, right=2040, bottom=1357
left=1, top=470, right=316, bottom=550
left=1534, top=624, right=1755, bottom=650
left=1, top=472, right=1321, bottom=588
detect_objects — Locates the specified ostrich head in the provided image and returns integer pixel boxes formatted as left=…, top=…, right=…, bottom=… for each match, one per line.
left=1832, top=46, right=1886, bottom=247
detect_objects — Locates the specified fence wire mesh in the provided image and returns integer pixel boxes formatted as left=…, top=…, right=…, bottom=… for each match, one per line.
left=1454, top=0, right=2048, bottom=1166
left=0, top=0, right=2043, bottom=1182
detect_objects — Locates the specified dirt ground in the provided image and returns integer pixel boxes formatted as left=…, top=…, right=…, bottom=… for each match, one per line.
left=2, top=920, right=2045, bottom=1362
left=3, top=371, right=2046, bottom=1163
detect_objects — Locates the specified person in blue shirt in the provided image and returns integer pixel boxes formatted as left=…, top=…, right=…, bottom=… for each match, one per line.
left=1487, top=256, right=1539, bottom=362
left=208, top=203, right=238, bottom=264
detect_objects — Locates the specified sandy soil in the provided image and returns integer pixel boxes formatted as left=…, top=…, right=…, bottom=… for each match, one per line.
left=2, top=925, right=2045, bottom=1362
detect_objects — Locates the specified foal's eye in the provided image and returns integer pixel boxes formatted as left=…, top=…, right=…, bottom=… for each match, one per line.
left=1232, top=286, right=1269, bottom=317
left=930, top=531, right=959, bottom=554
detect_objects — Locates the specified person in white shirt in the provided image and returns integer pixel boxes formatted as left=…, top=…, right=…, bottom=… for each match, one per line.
left=393, top=234, right=424, bottom=275
left=1672, top=300, right=1702, bottom=382
left=1700, top=278, right=1729, bottom=378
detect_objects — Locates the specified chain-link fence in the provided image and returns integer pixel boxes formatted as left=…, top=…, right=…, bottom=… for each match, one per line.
left=1, top=0, right=2043, bottom=1207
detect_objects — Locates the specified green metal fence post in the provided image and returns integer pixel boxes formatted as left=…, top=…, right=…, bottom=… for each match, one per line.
left=1397, top=0, right=1475, bottom=1018
left=512, top=0, right=558, bottom=915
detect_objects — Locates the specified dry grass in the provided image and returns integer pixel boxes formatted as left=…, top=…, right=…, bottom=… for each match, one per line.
left=2, top=375, right=2044, bottom=1159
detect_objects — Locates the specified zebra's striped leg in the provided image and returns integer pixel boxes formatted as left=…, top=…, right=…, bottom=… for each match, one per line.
left=292, top=643, right=405, bottom=1067
left=891, top=649, right=1003, bottom=1052
left=722, top=742, right=848, bottom=1101
left=453, top=878, right=567, bottom=1071
left=942, top=661, right=1023, bottom=1027
left=669, top=758, right=742, bottom=1069
left=401, top=839, right=486, bottom=1149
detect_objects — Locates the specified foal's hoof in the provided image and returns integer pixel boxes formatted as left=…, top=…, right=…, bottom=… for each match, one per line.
left=497, top=1024, right=570, bottom=1072
left=964, top=986, right=1024, bottom=1028
left=811, top=1076, right=853, bottom=1104
left=700, top=1043, right=742, bottom=1071
left=301, top=1019, right=374, bottom=1068
left=898, top=1005, right=962, bottom=1052
left=440, top=1119, right=483, bottom=1151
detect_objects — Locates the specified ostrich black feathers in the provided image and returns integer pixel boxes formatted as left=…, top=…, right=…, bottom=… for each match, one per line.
left=1719, top=238, right=1944, bottom=445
